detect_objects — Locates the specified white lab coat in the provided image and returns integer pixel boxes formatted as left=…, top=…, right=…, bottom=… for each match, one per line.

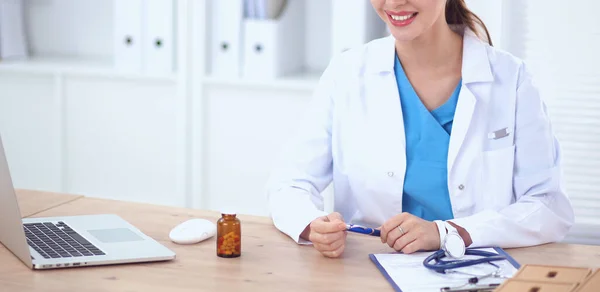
left=265, top=29, right=574, bottom=248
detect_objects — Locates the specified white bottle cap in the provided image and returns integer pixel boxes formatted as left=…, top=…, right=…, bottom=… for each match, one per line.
left=220, top=210, right=236, bottom=215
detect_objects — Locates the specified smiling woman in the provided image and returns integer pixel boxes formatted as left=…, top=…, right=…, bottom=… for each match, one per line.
left=372, top=0, right=492, bottom=45
left=266, top=0, right=573, bottom=259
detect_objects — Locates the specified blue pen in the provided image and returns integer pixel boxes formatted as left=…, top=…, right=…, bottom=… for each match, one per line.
left=346, top=224, right=381, bottom=237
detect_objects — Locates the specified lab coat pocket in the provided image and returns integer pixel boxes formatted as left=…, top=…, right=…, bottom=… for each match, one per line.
left=480, top=145, right=516, bottom=210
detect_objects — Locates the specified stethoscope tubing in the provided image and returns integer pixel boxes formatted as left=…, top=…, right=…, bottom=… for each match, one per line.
left=423, top=249, right=507, bottom=273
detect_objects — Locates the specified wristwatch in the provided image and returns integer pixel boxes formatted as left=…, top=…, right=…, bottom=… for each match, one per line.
left=435, top=220, right=465, bottom=258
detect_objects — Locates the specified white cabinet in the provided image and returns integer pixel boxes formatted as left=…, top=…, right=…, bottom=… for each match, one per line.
left=63, top=77, right=183, bottom=207
left=0, top=73, right=62, bottom=191
left=201, top=85, right=312, bottom=215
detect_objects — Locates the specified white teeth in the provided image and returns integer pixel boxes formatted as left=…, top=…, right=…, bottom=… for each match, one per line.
left=391, top=13, right=415, bottom=21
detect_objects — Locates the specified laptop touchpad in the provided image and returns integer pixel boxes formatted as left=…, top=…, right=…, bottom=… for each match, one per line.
left=87, top=228, right=144, bottom=243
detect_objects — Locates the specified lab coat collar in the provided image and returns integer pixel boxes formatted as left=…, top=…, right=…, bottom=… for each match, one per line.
left=366, top=28, right=494, bottom=84
left=461, top=29, right=494, bottom=84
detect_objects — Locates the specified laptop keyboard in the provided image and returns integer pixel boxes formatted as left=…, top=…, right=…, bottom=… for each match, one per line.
left=24, top=222, right=105, bottom=259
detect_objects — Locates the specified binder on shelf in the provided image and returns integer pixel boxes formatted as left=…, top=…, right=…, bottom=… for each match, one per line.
left=254, top=0, right=267, bottom=19
left=330, top=0, right=386, bottom=56
left=211, top=0, right=245, bottom=77
left=265, top=0, right=287, bottom=19
left=143, top=0, right=175, bottom=74
left=245, top=0, right=257, bottom=19
left=242, top=0, right=305, bottom=79
left=245, top=0, right=287, bottom=20
left=0, top=0, right=28, bottom=60
left=114, top=0, right=143, bottom=72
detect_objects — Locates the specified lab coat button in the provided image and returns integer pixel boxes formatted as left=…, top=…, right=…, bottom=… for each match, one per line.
left=458, top=184, right=465, bottom=190
left=388, top=172, right=394, bottom=177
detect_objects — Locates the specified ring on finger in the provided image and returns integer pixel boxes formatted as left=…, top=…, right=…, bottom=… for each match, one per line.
left=397, top=226, right=405, bottom=236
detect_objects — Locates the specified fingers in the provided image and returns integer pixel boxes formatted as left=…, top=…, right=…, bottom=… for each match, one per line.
left=400, top=239, right=421, bottom=254
left=327, top=212, right=344, bottom=223
left=392, top=230, right=416, bottom=252
left=384, top=217, right=440, bottom=253
left=321, top=240, right=346, bottom=258
left=308, top=212, right=348, bottom=258
left=312, top=227, right=347, bottom=258
left=380, top=213, right=409, bottom=243
left=314, top=232, right=345, bottom=252
left=310, top=215, right=346, bottom=234
left=309, top=228, right=345, bottom=245
left=386, top=224, right=407, bottom=247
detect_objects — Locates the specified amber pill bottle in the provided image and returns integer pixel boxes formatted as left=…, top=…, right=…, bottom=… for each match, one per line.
left=216, top=211, right=241, bottom=258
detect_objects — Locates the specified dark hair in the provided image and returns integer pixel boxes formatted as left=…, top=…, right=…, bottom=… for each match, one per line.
left=445, top=0, right=493, bottom=46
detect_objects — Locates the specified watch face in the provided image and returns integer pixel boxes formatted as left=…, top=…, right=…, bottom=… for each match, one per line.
left=445, top=233, right=466, bottom=258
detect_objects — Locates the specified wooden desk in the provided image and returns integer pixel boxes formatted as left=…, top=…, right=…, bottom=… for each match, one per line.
left=15, top=189, right=83, bottom=218
left=1, top=191, right=600, bottom=292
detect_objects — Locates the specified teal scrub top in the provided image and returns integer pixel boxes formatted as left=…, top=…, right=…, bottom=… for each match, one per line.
left=394, top=54, right=461, bottom=221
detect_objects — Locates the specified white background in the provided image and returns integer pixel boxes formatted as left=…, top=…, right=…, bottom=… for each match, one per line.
left=0, top=0, right=598, bottom=244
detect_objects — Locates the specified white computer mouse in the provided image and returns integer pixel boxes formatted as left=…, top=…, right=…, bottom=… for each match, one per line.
left=169, top=218, right=216, bottom=245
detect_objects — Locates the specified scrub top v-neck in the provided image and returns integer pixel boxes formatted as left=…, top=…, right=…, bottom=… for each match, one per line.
left=394, top=53, right=461, bottom=221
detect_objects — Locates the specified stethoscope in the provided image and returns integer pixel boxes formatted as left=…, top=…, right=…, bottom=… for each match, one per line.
left=423, top=249, right=507, bottom=273
left=346, top=224, right=511, bottom=290
left=423, top=249, right=510, bottom=291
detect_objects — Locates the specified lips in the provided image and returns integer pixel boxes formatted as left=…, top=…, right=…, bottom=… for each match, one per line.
left=386, top=11, right=418, bottom=27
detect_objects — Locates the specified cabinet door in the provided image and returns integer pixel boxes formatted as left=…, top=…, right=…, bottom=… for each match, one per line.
left=0, top=73, right=62, bottom=192
left=64, top=77, right=184, bottom=207
left=202, top=86, right=312, bottom=216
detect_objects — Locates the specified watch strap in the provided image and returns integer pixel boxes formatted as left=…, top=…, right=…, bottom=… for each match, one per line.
left=434, top=220, right=445, bottom=250
left=444, top=221, right=459, bottom=236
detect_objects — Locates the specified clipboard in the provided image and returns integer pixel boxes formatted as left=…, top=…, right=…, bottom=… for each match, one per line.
left=369, top=247, right=521, bottom=292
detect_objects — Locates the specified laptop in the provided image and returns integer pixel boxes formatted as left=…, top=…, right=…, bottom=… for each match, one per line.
left=0, top=135, right=176, bottom=269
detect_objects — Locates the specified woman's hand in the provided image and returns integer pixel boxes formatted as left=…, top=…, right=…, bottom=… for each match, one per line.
left=379, top=213, right=440, bottom=254
left=300, top=212, right=348, bottom=258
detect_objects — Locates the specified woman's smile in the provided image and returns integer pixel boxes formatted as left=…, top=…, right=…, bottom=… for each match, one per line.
left=386, top=10, right=418, bottom=27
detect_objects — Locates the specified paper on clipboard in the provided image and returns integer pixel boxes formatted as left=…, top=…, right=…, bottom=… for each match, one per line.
left=370, top=247, right=520, bottom=292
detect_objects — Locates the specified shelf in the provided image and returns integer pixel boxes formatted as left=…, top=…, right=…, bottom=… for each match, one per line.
left=202, top=71, right=322, bottom=92
left=0, top=57, right=321, bottom=90
left=0, top=57, right=178, bottom=82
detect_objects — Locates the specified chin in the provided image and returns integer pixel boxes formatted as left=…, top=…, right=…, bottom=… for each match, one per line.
left=389, top=28, right=423, bottom=43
